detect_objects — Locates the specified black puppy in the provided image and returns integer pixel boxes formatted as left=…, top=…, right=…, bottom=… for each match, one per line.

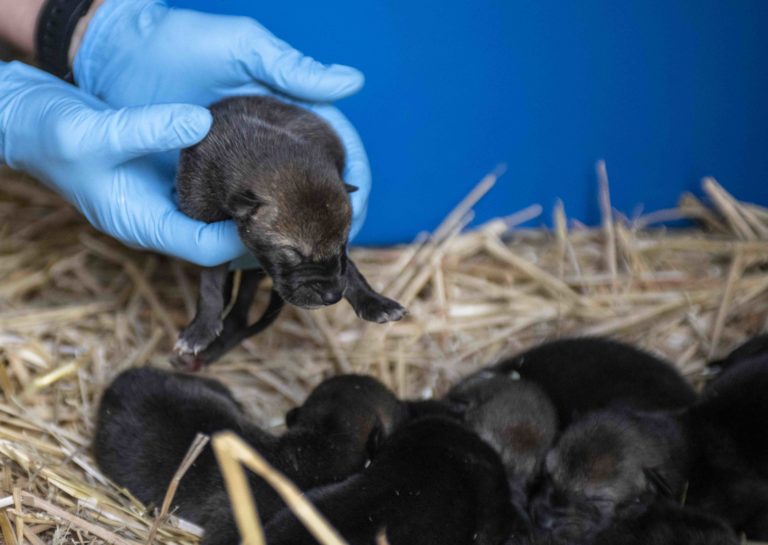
left=685, top=346, right=768, bottom=539
left=174, top=96, right=405, bottom=368
left=93, top=369, right=405, bottom=545
left=282, top=374, right=409, bottom=458
left=265, top=416, right=519, bottom=545
left=530, top=408, right=689, bottom=544
left=448, top=374, right=558, bottom=521
left=492, top=337, right=696, bottom=426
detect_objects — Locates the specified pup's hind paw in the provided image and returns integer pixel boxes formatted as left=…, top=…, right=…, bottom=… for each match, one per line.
left=354, top=295, right=406, bottom=324
left=174, top=319, right=224, bottom=356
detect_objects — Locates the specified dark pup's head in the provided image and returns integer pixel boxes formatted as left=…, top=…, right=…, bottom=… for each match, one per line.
left=227, top=162, right=356, bottom=309
left=285, top=374, right=408, bottom=462
left=448, top=374, right=558, bottom=488
left=531, top=411, right=665, bottom=543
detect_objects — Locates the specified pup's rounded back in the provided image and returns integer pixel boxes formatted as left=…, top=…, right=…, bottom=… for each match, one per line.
left=494, top=337, right=696, bottom=425
left=93, top=368, right=252, bottom=521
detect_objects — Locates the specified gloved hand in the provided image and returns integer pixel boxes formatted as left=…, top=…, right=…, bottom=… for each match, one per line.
left=73, top=0, right=370, bottom=240
left=0, top=61, right=246, bottom=266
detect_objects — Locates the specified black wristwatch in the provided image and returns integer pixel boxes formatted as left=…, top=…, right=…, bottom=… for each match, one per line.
left=36, top=0, right=95, bottom=82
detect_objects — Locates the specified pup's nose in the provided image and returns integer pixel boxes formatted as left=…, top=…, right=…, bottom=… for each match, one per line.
left=319, top=288, right=343, bottom=305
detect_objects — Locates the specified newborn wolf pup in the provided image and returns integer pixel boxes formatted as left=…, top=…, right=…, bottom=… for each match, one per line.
left=531, top=408, right=690, bottom=544
left=174, top=96, right=405, bottom=368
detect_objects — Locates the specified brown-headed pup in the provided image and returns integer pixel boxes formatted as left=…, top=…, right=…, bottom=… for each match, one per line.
left=174, top=96, right=404, bottom=369
left=530, top=408, right=689, bottom=544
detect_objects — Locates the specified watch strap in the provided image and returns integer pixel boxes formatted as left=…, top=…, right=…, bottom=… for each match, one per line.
left=36, top=0, right=95, bottom=81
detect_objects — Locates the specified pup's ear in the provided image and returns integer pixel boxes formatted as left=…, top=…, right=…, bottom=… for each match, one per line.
left=284, top=407, right=300, bottom=428
left=344, top=183, right=359, bottom=193
left=227, top=189, right=264, bottom=219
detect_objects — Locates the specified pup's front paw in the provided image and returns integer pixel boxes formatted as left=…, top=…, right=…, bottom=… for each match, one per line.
left=354, top=295, right=406, bottom=324
left=174, top=319, right=224, bottom=356
left=170, top=352, right=206, bottom=372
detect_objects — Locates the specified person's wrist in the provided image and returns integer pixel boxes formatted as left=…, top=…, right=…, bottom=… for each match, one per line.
left=67, top=0, right=104, bottom=66
left=0, top=0, right=45, bottom=55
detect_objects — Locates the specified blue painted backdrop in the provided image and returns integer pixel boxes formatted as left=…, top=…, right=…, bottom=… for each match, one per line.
left=171, top=0, right=768, bottom=245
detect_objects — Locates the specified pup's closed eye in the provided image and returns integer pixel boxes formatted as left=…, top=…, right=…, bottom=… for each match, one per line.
left=280, top=247, right=305, bottom=265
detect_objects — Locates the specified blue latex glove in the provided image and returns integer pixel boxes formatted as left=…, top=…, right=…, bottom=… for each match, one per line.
left=73, top=0, right=371, bottom=242
left=0, top=61, right=245, bottom=266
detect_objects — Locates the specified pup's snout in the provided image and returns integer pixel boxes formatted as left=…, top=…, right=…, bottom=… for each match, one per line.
left=317, top=286, right=343, bottom=305
left=306, top=277, right=345, bottom=306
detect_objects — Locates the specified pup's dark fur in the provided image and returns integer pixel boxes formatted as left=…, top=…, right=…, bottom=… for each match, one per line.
left=707, top=333, right=768, bottom=376
left=283, top=374, right=409, bottom=453
left=492, top=338, right=696, bottom=426
left=93, top=369, right=405, bottom=545
left=403, top=398, right=464, bottom=421
left=590, top=501, right=738, bottom=545
left=685, top=347, right=768, bottom=539
left=174, top=96, right=404, bottom=367
left=530, top=408, right=689, bottom=544
left=448, top=374, right=558, bottom=521
left=512, top=502, right=736, bottom=545
left=265, top=417, right=518, bottom=545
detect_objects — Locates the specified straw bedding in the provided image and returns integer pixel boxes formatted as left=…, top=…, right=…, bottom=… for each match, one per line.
left=0, top=162, right=766, bottom=544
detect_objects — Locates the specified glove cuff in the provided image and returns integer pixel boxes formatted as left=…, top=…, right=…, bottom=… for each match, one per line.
left=73, top=0, right=166, bottom=96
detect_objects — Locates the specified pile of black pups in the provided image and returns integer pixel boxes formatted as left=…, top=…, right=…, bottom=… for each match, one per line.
left=93, top=335, right=768, bottom=545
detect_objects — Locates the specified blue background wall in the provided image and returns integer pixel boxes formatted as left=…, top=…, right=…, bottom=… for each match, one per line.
left=172, top=0, right=768, bottom=245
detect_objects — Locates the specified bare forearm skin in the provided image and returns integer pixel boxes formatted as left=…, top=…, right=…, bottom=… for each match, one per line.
left=0, top=0, right=103, bottom=63
left=0, top=0, right=46, bottom=55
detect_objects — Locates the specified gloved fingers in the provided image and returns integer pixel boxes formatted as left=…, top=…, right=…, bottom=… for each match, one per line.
left=76, top=160, right=246, bottom=267
left=149, top=208, right=247, bottom=266
left=127, top=171, right=246, bottom=266
left=92, top=104, right=212, bottom=162
left=136, top=173, right=252, bottom=266
left=239, top=21, right=364, bottom=102
left=309, top=105, right=372, bottom=240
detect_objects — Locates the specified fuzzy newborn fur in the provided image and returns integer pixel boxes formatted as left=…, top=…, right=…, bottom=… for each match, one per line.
left=173, top=96, right=404, bottom=367
left=530, top=408, right=689, bottom=544
left=448, top=373, right=558, bottom=525
left=93, top=369, right=407, bottom=545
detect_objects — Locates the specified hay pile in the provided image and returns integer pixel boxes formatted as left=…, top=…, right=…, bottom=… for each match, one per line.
left=0, top=162, right=767, bottom=544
